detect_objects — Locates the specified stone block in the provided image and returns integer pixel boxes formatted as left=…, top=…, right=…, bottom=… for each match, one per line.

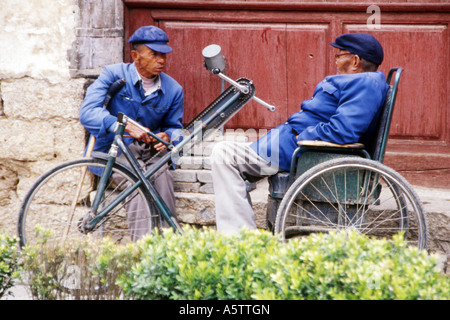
left=91, top=37, right=123, bottom=69
left=178, top=156, right=203, bottom=170
left=174, top=182, right=201, bottom=193
left=72, top=36, right=123, bottom=72
left=199, top=183, right=214, bottom=194
left=197, top=170, right=213, bottom=184
left=172, top=169, right=197, bottom=183
left=2, top=78, right=86, bottom=120
left=70, top=0, right=124, bottom=75
left=187, top=140, right=217, bottom=157
left=77, top=0, right=123, bottom=29
left=203, top=157, right=212, bottom=169
left=202, top=141, right=216, bottom=156
left=15, top=160, right=62, bottom=200
left=175, top=193, right=216, bottom=225
left=53, top=120, right=86, bottom=160
left=0, top=120, right=55, bottom=161
left=0, top=0, right=76, bottom=83
left=189, top=142, right=205, bottom=156
left=0, top=163, right=18, bottom=207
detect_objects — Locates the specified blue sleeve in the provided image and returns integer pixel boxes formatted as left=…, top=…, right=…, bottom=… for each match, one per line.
left=79, top=66, right=119, bottom=139
left=298, top=76, right=386, bottom=144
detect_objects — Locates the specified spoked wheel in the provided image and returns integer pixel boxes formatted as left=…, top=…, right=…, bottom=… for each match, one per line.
left=274, top=157, right=428, bottom=250
left=18, top=158, right=157, bottom=248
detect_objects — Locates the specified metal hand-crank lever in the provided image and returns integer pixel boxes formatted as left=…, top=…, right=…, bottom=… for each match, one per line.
left=211, top=69, right=275, bottom=112
left=202, top=44, right=276, bottom=112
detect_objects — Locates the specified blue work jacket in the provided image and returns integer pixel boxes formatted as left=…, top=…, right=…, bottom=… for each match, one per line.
left=79, top=63, right=184, bottom=154
left=250, top=71, right=389, bottom=171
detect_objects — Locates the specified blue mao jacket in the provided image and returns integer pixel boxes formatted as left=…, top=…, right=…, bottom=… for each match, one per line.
left=79, top=63, right=184, bottom=154
left=250, top=71, right=389, bottom=171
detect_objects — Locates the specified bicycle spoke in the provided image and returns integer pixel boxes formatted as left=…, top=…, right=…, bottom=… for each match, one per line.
left=18, top=159, right=154, bottom=247
left=275, top=158, right=427, bottom=249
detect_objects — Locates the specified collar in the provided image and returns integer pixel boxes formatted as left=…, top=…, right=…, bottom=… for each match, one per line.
left=131, top=63, right=164, bottom=95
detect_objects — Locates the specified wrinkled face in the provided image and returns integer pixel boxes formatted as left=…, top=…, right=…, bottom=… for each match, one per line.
left=131, top=45, right=167, bottom=79
left=335, top=49, right=355, bottom=75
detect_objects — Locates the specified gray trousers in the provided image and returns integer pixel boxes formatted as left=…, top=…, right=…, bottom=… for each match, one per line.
left=210, top=141, right=279, bottom=234
left=113, top=140, right=176, bottom=241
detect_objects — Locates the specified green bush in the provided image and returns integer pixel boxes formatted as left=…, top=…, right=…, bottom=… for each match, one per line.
left=13, top=228, right=449, bottom=300
left=0, top=233, right=21, bottom=298
left=119, top=228, right=449, bottom=300
left=118, top=227, right=282, bottom=300
left=255, top=230, right=449, bottom=300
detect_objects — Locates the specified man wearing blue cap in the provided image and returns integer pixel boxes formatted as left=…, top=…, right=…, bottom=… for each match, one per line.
left=211, top=33, right=390, bottom=234
left=79, top=26, right=184, bottom=240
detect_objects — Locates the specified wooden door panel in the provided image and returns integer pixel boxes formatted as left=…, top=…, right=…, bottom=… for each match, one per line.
left=286, top=25, right=330, bottom=117
left=161, top=22, right=288, bottom=129
left=344, top=24, right=448, bottom=141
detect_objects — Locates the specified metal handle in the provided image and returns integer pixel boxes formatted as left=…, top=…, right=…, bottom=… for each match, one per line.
left=212, top=69, right=276, bottom=112
left=253, top=96, right=276, bottom=112
left=213, top=69, right=249, bottom=94
left=117, top=113, right=173, bottom=149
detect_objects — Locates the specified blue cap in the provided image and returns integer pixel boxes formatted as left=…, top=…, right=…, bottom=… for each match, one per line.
left=128, top=26, right=173, bottom=54
left=330, top=33, right=384, bottom=65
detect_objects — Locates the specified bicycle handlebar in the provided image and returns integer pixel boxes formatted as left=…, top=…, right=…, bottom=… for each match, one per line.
left=117, top=113, right=173, bottom=150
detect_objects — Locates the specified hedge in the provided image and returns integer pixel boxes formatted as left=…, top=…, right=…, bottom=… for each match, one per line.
left=2, top=228, right=449, bottom=300
left=118, top=228, right=449, bottom=300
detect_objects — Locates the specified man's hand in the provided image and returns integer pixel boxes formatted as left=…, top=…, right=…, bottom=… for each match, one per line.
left=125, top=122, right=152, bottom=144
left=125, top=122, right=169, bottom=151
left=151, top=132, right=170, bottom=152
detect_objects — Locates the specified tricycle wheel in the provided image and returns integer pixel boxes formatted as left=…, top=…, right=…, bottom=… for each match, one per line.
left=274, top=157, right=428, bottom=250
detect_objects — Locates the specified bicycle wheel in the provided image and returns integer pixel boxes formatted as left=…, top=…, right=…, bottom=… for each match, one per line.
left=18, top=157, right=155, bottom=247
left=274, top=157, right=428, bottom=249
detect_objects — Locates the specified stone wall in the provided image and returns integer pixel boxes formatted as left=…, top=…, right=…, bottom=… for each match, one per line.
left=0, top=0, right=124, bottom=236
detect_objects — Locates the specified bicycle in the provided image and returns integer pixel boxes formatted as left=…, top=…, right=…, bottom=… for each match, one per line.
left=17, top=52, right=278, bottom=247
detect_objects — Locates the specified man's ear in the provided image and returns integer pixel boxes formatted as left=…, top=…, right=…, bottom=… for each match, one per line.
left=352, top=55, right=362, bottom=71
left=131, top=50, right=138, bottom=62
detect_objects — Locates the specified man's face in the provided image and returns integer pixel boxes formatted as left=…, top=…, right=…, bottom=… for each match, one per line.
left=335, top=49, right=355, bottom=75
left=132, top=45, right=167, bottom=79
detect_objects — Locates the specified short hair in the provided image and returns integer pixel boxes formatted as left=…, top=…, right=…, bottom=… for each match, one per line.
left=131, top=43, right=146, bottom=51
left=360, top=58, right=379, bottom=72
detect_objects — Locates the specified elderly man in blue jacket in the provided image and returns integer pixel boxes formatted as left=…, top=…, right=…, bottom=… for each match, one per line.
left=79, top=26, right=184, bottom=240
left=211, top=33, right=390, bottom=234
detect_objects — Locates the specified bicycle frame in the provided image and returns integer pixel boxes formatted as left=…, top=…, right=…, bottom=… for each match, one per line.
left=85, top=126, right=179, bottom=231
left=83, top=75, right=266, bottom=233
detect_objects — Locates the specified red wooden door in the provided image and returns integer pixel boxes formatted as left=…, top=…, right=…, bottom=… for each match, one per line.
left=123, top=1, right=450, bottom=188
